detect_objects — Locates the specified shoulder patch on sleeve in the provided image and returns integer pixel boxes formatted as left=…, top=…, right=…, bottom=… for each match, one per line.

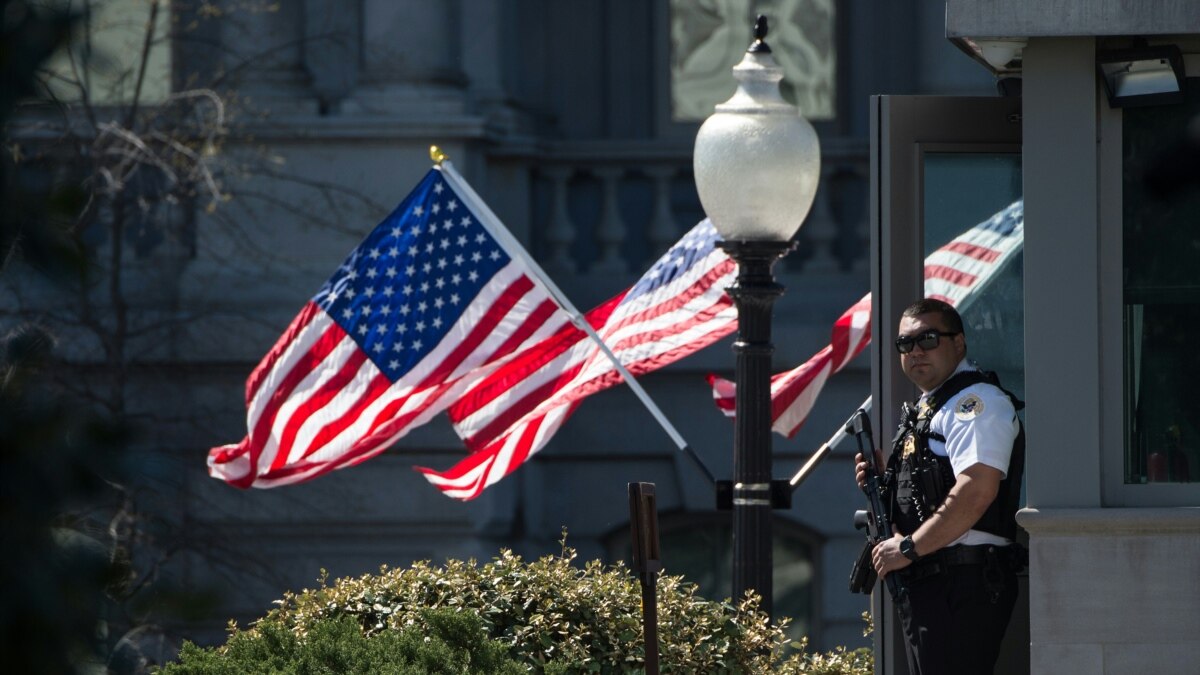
left=954, top=393, right=985, bottom=421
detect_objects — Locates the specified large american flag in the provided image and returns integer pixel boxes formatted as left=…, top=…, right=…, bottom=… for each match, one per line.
left=710, top=200, right=1024, bottom=438
left=208, top=168, right=573, bottom=488
left=418, top=219, right=738, bottom=500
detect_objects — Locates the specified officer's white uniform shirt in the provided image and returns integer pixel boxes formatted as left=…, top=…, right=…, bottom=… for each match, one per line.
left=919, top=359, right=1020, bottom=547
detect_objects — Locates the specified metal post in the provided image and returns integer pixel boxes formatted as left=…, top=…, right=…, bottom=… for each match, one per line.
left=719, top=239, right=791, bottom=619
left=629, top=482, right=661, bottom=675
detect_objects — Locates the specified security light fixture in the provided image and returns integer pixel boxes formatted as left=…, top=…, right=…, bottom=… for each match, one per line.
left=976, top=39, right=1025, bottom=72
left=1097, top=42, right=1186, bottom=108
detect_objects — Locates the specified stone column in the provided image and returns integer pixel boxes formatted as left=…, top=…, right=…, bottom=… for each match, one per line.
left=221, top=3, right=312, bottom=110
left=349, top=0, right=467, bottom=116
left=303, top=0, right=360, bottom=114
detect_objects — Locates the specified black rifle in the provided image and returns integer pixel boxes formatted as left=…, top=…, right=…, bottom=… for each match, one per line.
left=846, top=408, right=907, bottom=600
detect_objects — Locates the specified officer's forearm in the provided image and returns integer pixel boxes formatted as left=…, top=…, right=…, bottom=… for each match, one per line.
left=910, top=464, right=1001, bottom=556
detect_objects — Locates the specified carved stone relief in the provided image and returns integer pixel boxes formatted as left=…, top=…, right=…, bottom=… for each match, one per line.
left=670, top=0, right=835, bottom=121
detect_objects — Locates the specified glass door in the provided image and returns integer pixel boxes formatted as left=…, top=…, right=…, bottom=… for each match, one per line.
left=870, top=95, right=1026, bottom=675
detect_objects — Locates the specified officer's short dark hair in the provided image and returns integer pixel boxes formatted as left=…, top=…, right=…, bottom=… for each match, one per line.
left=901, top=298, right=965, bottom=336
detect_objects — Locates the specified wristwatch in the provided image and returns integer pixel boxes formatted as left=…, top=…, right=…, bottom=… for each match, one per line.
left=899, top=535, right=920, bottom=562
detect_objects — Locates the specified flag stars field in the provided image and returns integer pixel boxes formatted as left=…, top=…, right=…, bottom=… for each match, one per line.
left=312, top=174, right=510, bottom=382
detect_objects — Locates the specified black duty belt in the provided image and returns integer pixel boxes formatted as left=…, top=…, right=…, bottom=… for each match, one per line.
left=898, top=544, right=1016, bottom=584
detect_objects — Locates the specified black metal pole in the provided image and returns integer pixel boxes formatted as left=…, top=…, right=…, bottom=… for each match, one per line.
left=629, top=482, right=661, bottom=675
left=718, top=239, right=791, bottom=619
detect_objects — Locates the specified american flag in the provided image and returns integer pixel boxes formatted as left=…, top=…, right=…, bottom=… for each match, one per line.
left=208, top=168, right=573, bottom=488
left=710, top=200, right=1024, bottom=438
left=418, top=219, right=738, bottom=500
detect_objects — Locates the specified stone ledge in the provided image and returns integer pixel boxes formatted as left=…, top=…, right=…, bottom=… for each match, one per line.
left=946, top=0, right=1200, bottom=37
left=1017, top=506, right=1200, bottom=536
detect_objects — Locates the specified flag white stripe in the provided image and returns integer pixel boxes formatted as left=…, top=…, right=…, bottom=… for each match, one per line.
left=453, top=336, right=589, bottom=441
left=479, top=404, right=572, bottom=495
left=243, top=311, right=331, bottom=433
left=259, top=333, right=361, bottom=472
left=602, top=251, right=730, bottom=320
left=451, top=273, right=737, bottom=442
left=772, top=360, right=833, bottom=435
left=598, top=282, right=735, bottom=347
left=286, top=356, right=383, bottom=466
left=924, top=249, right=997, bottom=274
left=456, top=298, right=736, bottom=442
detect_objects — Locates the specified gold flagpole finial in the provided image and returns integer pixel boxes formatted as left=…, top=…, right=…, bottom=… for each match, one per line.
left=430, top=145, right=448, bottom=165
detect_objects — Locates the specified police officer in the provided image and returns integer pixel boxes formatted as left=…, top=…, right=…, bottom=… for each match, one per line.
left=855, top=298, right=1025, bottom=675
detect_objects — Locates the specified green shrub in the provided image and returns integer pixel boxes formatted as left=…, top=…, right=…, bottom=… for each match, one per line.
left=162, top=540, right=873, bottom=674
left=779, top=632, right=874, bottom=675
left=160, top=609, right=525, bottom=674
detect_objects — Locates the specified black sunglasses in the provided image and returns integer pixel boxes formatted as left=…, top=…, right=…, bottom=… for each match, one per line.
left=894, top=330, right=959, bottom=354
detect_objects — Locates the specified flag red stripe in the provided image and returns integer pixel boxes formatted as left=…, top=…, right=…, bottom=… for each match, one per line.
left=242, top=317, right=348, bottom=478
left=260, top=380, right=467, bottom=486
left=449, top=295, right=624, bottom=421
left=597, top=259, right=734, bottom=338
left=540, top=307, right=736, bottom=410
left=482, top=297, right=563, bottom=364
left=209, top=437, right=255, bottom=488
left=417, top=276, right=536, bottom=386
left=360, top=380, right=454, bottom=445
left=415, top=443, right=492, bottom=482
left=426, top=400, right=580, bottom=500
left=489, top=413, right=543, bottom=488
left=608, top=296, right=733, bottom=357
left=707, top=373, right=736, bottom=414
left=243, top=302, right=322, bottom=404
left=942, top=240, right=1001, bottom=263
left=299, top=370, right=393, bottom=460
left=456, top=294, right=733, bottom=447
left=924, top=264, right=978, bottom=287
left=270, top=349, right=369, bottom=471
left=828, top=297, right=871, bottom=368
left=769, top=348, right=832, bottom=420
left=460, top=361, right=587, bottom=450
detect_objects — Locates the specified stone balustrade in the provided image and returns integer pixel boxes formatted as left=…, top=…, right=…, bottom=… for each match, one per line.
left=519, top=140, right=869, bottom=278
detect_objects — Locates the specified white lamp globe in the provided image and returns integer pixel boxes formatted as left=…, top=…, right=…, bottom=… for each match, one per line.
left=693, top=17, right=820, bottom=242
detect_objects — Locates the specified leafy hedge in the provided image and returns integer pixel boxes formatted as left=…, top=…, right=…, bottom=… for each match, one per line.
left=163, top=541, right=872, bottom=674
left=161, top=610, right=524, bottom=674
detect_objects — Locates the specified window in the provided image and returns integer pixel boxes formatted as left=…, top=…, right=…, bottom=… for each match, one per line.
left=1121, top=78, right=1200, bottom=485
left=668, top=0, right=835, bottom=122
left=922, top=152, right=1025, bottom=406
left=39, top=0, right=173, bottom=106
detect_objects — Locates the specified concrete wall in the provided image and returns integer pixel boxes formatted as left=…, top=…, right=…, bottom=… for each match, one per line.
left=947, top=0, right=1200, bottom=37
left=1020, top=33, right=1200, bottom=675
left=1018, top=509, right=1200, bottom=675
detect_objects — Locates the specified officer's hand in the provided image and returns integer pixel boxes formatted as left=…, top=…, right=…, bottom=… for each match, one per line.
left=872, top=532, right=914, bottom=578
left=854, top=450, right=883, bottom=489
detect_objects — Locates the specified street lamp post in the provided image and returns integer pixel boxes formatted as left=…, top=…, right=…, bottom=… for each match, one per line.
left=693, top=16, right=820, bottom=618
